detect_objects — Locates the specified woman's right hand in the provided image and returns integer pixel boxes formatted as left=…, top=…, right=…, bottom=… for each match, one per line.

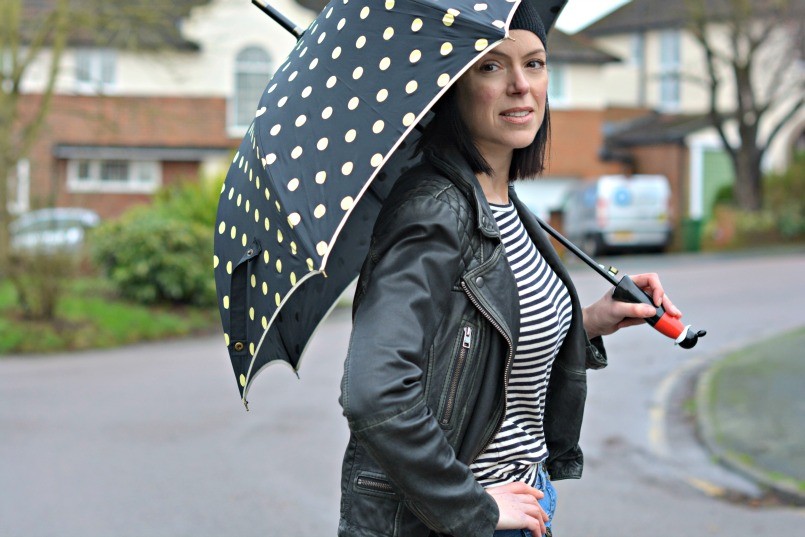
left=486, top=481, right=549, bottom=536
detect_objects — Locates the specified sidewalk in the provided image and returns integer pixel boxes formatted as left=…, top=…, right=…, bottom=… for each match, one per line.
left=696, top=326, right=805, bottom=504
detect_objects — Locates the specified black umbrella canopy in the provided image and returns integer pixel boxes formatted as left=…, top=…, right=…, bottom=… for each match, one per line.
left=215, top=0, right=568, bottom=406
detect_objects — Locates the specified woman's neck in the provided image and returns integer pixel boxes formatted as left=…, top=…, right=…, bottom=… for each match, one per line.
left=476, top=150, right=512, bottom=204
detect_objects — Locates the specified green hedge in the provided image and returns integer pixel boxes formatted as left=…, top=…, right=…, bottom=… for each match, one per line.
left=92, top=179, right=221, bottom=306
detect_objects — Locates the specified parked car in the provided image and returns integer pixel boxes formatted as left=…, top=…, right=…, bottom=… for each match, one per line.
left=513, top=178, right=581, bottom=221
left=9, top=208, right=101, bottom=254
left=562, top=175, right=672, bottom=256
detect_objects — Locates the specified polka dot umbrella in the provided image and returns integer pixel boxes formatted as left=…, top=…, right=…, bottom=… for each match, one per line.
left=215, top=0, right=567, bottom=408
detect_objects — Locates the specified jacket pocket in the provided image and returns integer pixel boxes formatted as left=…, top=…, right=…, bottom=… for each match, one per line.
left=344, top=471, right=403, bottom=536
left=437, top=322, right=476, bottom=428
left=355, top=471, right=398, bottom=498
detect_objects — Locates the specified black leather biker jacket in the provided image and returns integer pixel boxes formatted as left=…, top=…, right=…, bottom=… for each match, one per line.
left=338, top=146, right=608, bottom=537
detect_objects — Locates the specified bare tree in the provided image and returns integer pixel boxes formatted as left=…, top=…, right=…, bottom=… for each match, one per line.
left=0, top=0, right=203, bottom=278
left=685, top=0, right=804, bottom=211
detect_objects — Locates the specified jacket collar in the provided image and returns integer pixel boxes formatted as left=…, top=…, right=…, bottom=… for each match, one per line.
left=424, top=146, right=499, bottom=239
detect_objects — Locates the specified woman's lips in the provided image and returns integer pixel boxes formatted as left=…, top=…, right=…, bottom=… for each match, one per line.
left=500, top=108, right=534, bottom=124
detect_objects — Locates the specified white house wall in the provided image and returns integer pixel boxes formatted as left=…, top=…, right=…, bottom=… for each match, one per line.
left=563, top=64, right=612, bottom=109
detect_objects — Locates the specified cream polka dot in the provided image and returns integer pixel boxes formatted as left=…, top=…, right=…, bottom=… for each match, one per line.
left=326, top=6, right=333, bottom=17
left=239, top=374, right=246, bottom=387
left=438, top=73, right=450, bottom=87
left=246, top=200, right=251, bottom=213
left=226, top=260, right=233, bottom=274
left=317, top=32, right=326, bottom=44
left=376, top=88, right=389, bottom=102
left=277, top=229, right=283, bottom=243
left=218, top=221, right=226, bottom=234
left=411, top=18, right=423, bottom=32
left=270, top=124, right=281, bottom=136
left=406, top=80, right=418, bottom=94
left=493, top=20, right=505, bottom=29
left=306, top=258, right=315, bottom=271
left=474, top=3, right=488, bottom=11
left=266, top=153, right=277, bottom=165
left=309, top=58, right=319, bottom=70
left=353, top=66, right=363, bottom=79
left=443, top=10, right=458, bottom=26
left=228, top=187, right=234, bottom=200
left=276, top=259, right=283, bottom=273
left=322, top=106, right=333, bottom=119
left=378, top=57, right=391, bottom=71
left=290, top=242, right=298, bottom=255
left=275, top=293, right=281, bottom=307
left=403, top=112, right=416, bottom=126
left=345, top=129, right=357, bottom=143
left=237, top=194, right=242, bottom=207
left=348, top=97, right=359, bottom=110
left=268, top=83, right=277, bottom=93
left=356, top=35, right=366, bottom=48
left=249, top=307, right=255, bottom=321
left=317, top=137, right=329, bottom=150
left=371, top=153, right=383, bottom=167
left=302, top=86, right=312, bottom=99
left=262, top=316, right=268, bottom=329
left=315, top=171, right=327, bottom=184
left=383, top=27, right=394, bottom=40
left=341, top=196, right=354, bottom=210
left=263, top=250, right=269, bottom=263
left=290, top=272, right=297, bottom=285
left=288, top=213, right=301, bottom=227
left=241, top=234, right=248, bottom=247
left=262, top=281, right=268, bottom=295
left=264, top=217, right=270, bottom=230
left=372, top=120, right=384, bottom=133
left=314, top=204, right=326, bottom=218
left=249, top=342, right=255, bottom=356
left=230, top=226, right=237, bottom=240
left=251, top=274, right=256, bottom=287
left=291, top=146, right=303, bottom=159
left=288, top=178, right=300, bottom=191
left=299, top=46, right=308, bottom=58
left=316, top=242, right=328, bottom=256
left=264, top=188, right=271, bottom=200
left=337, top=18, right=346, bottom=30
left=360, top=6, right=370, bottom=18
left=326, top=76, right=337, bottom=88
left=342, top=161, right=354, bottom=175
left=289, top=70, right=298, bottom=81
left=223, top=295, right=230, bottom=309
left=224, top=333, right=230, bottom=346
left=440, top=42, right=453, bottom=55
left=213, top=255, right=219, bottom=268
left=385, top=0, right=395, bottom=8
left=475, top=38, right=488, bottom=51
left=295, top=115, right=307, bottom=127
left=332, top=47, right=342, bottom=60
left=409, top=50, right=421, bottom=63
left=255, top=208, right=260, bottom=221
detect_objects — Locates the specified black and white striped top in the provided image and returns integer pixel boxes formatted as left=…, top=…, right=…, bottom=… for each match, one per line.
left=470, top=202, right=573, bottom=488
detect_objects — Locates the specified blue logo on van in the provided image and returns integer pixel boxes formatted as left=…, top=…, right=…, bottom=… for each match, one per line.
left=614, top=188, right=632, bottom=206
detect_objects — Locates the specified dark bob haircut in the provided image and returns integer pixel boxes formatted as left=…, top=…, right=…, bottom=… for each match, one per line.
left=417, top=86, right=551, bottom=181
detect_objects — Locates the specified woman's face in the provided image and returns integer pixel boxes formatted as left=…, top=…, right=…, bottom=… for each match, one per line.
left=456, top=30, right=548, bottom=163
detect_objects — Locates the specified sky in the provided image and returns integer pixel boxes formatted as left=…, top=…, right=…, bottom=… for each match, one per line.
left=554, top=0, right=631, bottom=34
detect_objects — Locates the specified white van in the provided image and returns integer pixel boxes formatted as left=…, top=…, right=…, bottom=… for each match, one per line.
left=562, top=175, right=672, bottom=256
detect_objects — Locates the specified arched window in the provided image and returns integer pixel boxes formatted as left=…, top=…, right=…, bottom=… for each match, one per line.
left=232, top=46, right=272, bottom=129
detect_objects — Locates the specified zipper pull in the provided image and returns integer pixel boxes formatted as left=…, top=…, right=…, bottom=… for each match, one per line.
left=462, top=326, right=472, bottom=348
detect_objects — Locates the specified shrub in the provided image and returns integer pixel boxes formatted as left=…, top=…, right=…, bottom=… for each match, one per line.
left=92, top=178, right=222, bottom=306
left=763, top=152, right=804, bottom=239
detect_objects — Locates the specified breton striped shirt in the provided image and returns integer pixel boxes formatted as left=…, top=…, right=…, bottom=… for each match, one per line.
left=470, top=201, right=573, bottom=488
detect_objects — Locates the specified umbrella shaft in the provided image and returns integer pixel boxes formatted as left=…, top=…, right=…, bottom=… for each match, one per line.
left=251, top=0, right=303, bottom=39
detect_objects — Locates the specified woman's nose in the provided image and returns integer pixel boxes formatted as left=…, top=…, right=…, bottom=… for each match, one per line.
left=509, top=67, right=530, bottom=95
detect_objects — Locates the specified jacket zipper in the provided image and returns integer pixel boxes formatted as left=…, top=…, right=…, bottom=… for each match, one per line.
left=460, top=281, right=514, bottom=463
left=356, top=475, right=395, bottom=494
left=440, top=326, right=472, bottom=426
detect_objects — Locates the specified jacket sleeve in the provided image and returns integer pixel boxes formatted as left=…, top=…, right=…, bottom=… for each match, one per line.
left=340, top=194, right=499, bottom=537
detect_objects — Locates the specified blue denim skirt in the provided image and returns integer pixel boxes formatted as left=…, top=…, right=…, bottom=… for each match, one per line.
left=492, top=464, right=556, bottom=537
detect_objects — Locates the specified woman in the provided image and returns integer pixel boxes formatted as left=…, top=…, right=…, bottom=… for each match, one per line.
left=338, top=3, right=681, bottom=537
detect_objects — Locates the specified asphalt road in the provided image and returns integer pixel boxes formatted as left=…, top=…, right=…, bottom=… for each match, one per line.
left=1, top=250, right=804, bottom=536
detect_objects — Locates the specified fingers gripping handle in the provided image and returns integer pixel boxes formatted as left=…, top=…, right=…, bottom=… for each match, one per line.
left=612, top=276, right=706, bottom=349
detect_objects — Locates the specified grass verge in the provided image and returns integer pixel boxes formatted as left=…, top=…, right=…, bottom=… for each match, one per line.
left=0, top=277, right=218, bottom=355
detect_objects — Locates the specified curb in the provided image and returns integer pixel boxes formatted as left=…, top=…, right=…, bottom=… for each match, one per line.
left=695, top=353, right=805, bottom=506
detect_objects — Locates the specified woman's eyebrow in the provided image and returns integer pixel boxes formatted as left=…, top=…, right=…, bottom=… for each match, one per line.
left=486, top=47, right=546, bottom=58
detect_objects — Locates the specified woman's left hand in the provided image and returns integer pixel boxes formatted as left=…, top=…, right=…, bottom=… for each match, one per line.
left=582, top=273, right=682, bottom=340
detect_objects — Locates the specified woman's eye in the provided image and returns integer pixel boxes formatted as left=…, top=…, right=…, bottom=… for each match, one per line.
left=527, top=59, right=546, bottom=69
left=479, top=63, right=499, bottom=72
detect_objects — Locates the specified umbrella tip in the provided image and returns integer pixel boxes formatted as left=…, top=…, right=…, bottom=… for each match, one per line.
left=243, top=399, right=250, bottom=411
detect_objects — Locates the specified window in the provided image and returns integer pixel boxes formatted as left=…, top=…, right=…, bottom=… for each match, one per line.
left=658, top=31, right=681, bottom=110
left=67, top=159, right=161, bottom=193
left=232, top=46, right=272, bottom=130
left=631, top=33, right=645, bottom=67
left=548, top=64, right=568, bottom=107
left=74, top=49, right=116, bottom=93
